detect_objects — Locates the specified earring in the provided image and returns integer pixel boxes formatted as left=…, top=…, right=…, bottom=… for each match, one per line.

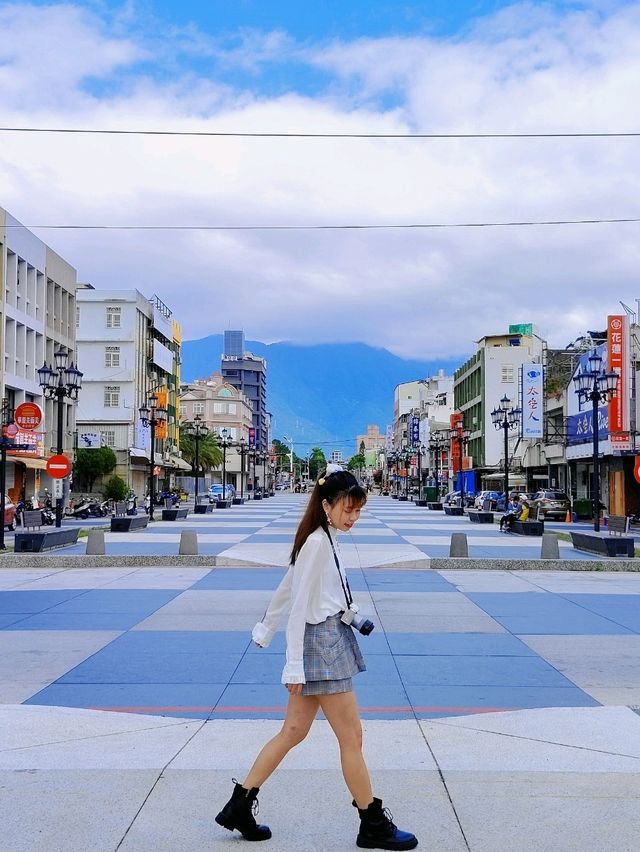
left=325, top=512, right=333, bottom=526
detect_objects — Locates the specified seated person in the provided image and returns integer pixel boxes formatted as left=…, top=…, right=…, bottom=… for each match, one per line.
left=500, top=497, right=521, bottom=532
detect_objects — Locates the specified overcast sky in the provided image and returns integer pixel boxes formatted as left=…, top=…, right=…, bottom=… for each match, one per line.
left=1, top=0, right=639, bottom=361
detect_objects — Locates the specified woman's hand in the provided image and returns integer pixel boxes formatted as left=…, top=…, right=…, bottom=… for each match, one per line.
left=286, top=683, right=303, bottom=695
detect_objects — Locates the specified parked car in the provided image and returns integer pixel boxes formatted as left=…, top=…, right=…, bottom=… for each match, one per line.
left=474, top=490, right=501, bottom=510
left=531, top=490, right=571, bottom=520
left=3, top=495, right=16, bottom=531
left=208, top=484, right=235, bottom=502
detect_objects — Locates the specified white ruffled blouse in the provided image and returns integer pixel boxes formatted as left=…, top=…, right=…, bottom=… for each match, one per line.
left=251, top=526, right=349, bottom=684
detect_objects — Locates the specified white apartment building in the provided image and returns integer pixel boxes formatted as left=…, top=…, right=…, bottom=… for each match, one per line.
left=76, top=288, right=188, bottom=497
left=393, top=370, right=454, bottom=447
left=0, top=207, right=78, bottom=502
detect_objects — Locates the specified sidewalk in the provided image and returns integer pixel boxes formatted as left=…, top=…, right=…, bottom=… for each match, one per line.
left=1, top=496, right=639, bottom=849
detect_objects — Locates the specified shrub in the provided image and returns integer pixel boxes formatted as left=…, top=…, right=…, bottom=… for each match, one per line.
left=104, top=475, right=129, bottom=502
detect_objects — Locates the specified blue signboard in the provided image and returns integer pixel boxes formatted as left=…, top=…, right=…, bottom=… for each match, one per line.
left=567, top=406, right=609, bottom=445
left=411, top=416, right=420, bottom=446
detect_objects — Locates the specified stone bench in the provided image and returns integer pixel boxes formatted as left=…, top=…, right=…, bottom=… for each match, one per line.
left=110, top=515, right=149, bottom=532
left=162, top=507, right=189, bottom=521
left=216, top=500, right=233, bottom=509
left=427, top=502, right=443, bottom=511
left=444, top=505, right=464, bottom=516
left=571, top=530, right=635, bottom=557
left=14, top=527, right=79, bottom=552
left=512, top=519, right=544, bottom=536
left=467, top=509, right=494, bottom=524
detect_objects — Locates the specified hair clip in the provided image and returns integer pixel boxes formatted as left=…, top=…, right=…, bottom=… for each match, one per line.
left=318, top=477, right=325, bottom=485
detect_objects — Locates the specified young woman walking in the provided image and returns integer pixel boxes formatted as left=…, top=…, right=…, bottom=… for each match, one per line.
left=216, top=466, right=418, bottom=850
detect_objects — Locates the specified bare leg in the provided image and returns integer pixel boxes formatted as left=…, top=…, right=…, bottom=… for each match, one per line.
left=243, top=692, right=319, bottom=789
left=318, top=691, right=373, bottom=809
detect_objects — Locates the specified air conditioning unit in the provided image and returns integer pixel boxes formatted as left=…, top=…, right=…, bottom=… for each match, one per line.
left=163, top=452, right=172, bottom=462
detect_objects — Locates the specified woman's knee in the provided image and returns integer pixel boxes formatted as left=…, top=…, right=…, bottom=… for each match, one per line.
left=280, top=720, right=312, bottom=747
left=337, top=720, right=363, bottom=751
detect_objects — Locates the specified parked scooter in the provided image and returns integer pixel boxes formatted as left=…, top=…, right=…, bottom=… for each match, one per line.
left=65, top=498, right=92, bottom=520
left=87, top=498, right=110, bottom=517
left=40, top=506, right=55, bottom=525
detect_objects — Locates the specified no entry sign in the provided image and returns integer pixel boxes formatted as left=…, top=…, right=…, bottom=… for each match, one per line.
left=46, top=454, right=72, bottom=479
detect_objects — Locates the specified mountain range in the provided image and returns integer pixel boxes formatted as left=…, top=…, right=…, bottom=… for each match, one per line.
left=181, top=335, right=462, bottom=455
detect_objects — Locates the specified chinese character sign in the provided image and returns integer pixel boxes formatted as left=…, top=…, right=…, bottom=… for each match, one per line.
left=411, top=416, right=420, bottom=446
left=608, top=314, right=629, bottom=435
left=521, top=364, right=543, bottom=439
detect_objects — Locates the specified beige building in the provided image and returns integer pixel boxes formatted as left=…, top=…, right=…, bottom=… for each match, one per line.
left=355, top=425, right=386, bottom=467
left=180, top=372, right=254, bottom=489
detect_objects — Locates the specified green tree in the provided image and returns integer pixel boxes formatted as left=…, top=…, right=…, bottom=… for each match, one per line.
left=308, top=446, right=326, bottom=480
left=73, top=447, right=117, bottom=492
left=272, top=438, right=303, bottom=479
left=103, top=474, right=128, bottom=502
left=179, top=424, right=223, bottom=472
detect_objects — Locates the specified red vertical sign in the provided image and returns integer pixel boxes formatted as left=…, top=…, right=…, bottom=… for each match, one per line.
left=449, top=412, right=463, bottom=474
left=608, top=315, right=629, bottom=448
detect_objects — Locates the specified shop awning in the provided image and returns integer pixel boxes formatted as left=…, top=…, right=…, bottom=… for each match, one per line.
left=168, top=457, right=193, bottom=471
left=129, top=448, right=150, bottom=462
left=10, top=456, right=48, bottom=470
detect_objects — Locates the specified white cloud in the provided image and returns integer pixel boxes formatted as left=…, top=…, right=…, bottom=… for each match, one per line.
left=0, top=2, right=639, bottom=361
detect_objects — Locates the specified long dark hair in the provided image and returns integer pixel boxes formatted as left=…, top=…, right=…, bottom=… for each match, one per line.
left=290, top=469, right=367, bottom=564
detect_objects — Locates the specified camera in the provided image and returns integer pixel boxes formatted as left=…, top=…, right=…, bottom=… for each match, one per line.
left=341, top=604, right=375, bottom=636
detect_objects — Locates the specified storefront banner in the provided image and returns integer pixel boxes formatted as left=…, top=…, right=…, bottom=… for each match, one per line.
left=411, top=416, right=420, bottom=445
left=608, top=314, right=630, bottom=434
left=566, top=344, right=609, bottom=446
left=78, top=431, right=101, bottom=448
left=385, top=425, right=394, bottom=452
left=521, top=364, right=543, bottom=439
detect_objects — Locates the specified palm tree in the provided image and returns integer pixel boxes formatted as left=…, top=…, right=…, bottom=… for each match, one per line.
left=179, top=423, right=223, bottom=474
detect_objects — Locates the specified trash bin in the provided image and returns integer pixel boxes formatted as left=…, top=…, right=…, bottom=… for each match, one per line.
left=423, top=486, right=437, bottom=502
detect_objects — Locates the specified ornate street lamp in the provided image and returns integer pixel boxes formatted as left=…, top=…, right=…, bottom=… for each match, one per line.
left=38, top=346, right=83, bottom=527
left=187, top=414, right=208, bottom=506
left=236, top=436, right=249, bottom=503
left=139, top=391, right=166, bottom=521
left=491, top=395, right=522, bottom=504
left=573, top=350, right=618, bottom=531
left=414, top=442, right=425, bottom=501
left=449, top=422, right=472, bottom=508
left=218, top=427, right=234, bottom=501
left=428, top=431, right=448, bottom=503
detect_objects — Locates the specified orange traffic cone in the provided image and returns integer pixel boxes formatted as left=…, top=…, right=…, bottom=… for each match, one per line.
left=565, top=508, right=572, bottom=523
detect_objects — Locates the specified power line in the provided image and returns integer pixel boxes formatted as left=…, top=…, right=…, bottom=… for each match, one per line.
left=0, top=126, right=638, bottom=139
left=5, top=218, right=640, bottom=231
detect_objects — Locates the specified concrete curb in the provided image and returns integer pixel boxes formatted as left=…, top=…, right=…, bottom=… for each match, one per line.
left=0, top=554, right=638, bottom=570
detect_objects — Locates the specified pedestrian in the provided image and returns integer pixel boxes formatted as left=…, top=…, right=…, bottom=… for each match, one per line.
left=215, top=465, right=418, bottom=850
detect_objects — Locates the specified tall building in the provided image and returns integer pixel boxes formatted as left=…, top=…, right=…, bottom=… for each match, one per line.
left=76, top=288, right=189, bottom=496
left=0, top=207, right=78, bottom=502
left=221, top=330, right=268, bottom=451
left=393, top=370, right=454, bottom=447
left=454, top=323, right=545, bottom=491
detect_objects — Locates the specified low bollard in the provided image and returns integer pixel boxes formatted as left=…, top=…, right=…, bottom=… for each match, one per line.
left=449, top=532, right=468, bottom=558
left=86, top=529, right=106, bottom=555
left=540, top=532, right=560, bottom=559
left=179, top=530, right=198, bottom=555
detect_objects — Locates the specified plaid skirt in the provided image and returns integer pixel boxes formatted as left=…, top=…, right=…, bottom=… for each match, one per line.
left=301, top=613, right=366, bottom=696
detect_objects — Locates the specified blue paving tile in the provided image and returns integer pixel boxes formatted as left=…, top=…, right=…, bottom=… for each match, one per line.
left=0, top=613, right=32, bottom=628
left=25, top=682, right=226, bottom=719
left=563, top=594, right=640, bottom=632
left=111, top=630, right=251, bottom=654
left=59, top=648, right=242, bottom=684
left=405, top=684, right=600, bottom=718
left=191, top=569, right=287, bottom=590
left=4, top=612, right=148, bottom=631
left=232, top=654, right=285, bottom=684
left=386, top=633, right=537, bottom=656
left=0, top=590, right=87, bottom=613
left=47, top=589, right=181, bottom=614
left=355, top=655, right=402, bottom=687
left=395, top=655, right=573, bottom=687
left=353, top=683, right=414, bottom=719
left=214, top=683, right=289, bottom=718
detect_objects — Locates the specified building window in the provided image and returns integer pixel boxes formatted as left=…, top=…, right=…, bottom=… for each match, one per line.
left=76, top=306, right=80, bottom=328
left=501, top=364, right=515, bottom=383
left=101, top=429, right=116, bottom=448
left=104, top=385, right=120, bottom=407
left=227, top=402, right=237, bottom=415
left=193, top=402, right=204, bottom=415
left=105, top=345, right=120, bottom=368
left=179, top=404, right=186, bottom=417
left=106, top=306, right=121, bottom=328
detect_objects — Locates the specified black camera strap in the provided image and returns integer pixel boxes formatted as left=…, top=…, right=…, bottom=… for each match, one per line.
left=324, top=527, right=354, bottom=609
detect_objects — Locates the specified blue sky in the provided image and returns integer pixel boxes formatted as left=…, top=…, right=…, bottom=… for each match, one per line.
left=0, top=1, right=639, bottom=358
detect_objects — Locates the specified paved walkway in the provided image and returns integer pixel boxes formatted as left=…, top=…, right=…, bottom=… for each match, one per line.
left=1, top=496, right=639, bottom=850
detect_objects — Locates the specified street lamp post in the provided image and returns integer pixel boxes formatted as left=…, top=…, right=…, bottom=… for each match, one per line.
left=38, top=347, right=83, bottom=528
left=449, top=423, right=471, bottom=507
left=415, top=442, right=425, bottom=500
left=573, top=350, right=618, bottom=532
left=428, top=431, right=447, bottom=503
left=282, top=435, right=294, bottom=490
left=219, top=427, right=234, bottom=499
left=138, top=392, right=166, bottom=522
left=188, top=414, right=207, bottom=506
left=236, top=436, right=248, bottom=502
left=491, top=395, right=522, bottom=504
left=0, top=399, right=15, bottom=550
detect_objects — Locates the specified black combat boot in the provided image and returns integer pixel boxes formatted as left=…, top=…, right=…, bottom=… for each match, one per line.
left=215, top=779, right=272, bottom=841
left=354, top=798, right=418, bottom=850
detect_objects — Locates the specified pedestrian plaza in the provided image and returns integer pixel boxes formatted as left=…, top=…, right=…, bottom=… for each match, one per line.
left=1, top=494, right=639, bottom=850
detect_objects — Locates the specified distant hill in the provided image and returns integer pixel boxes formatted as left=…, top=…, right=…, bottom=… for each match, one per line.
left=181, top=335, right=462, bottom=454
